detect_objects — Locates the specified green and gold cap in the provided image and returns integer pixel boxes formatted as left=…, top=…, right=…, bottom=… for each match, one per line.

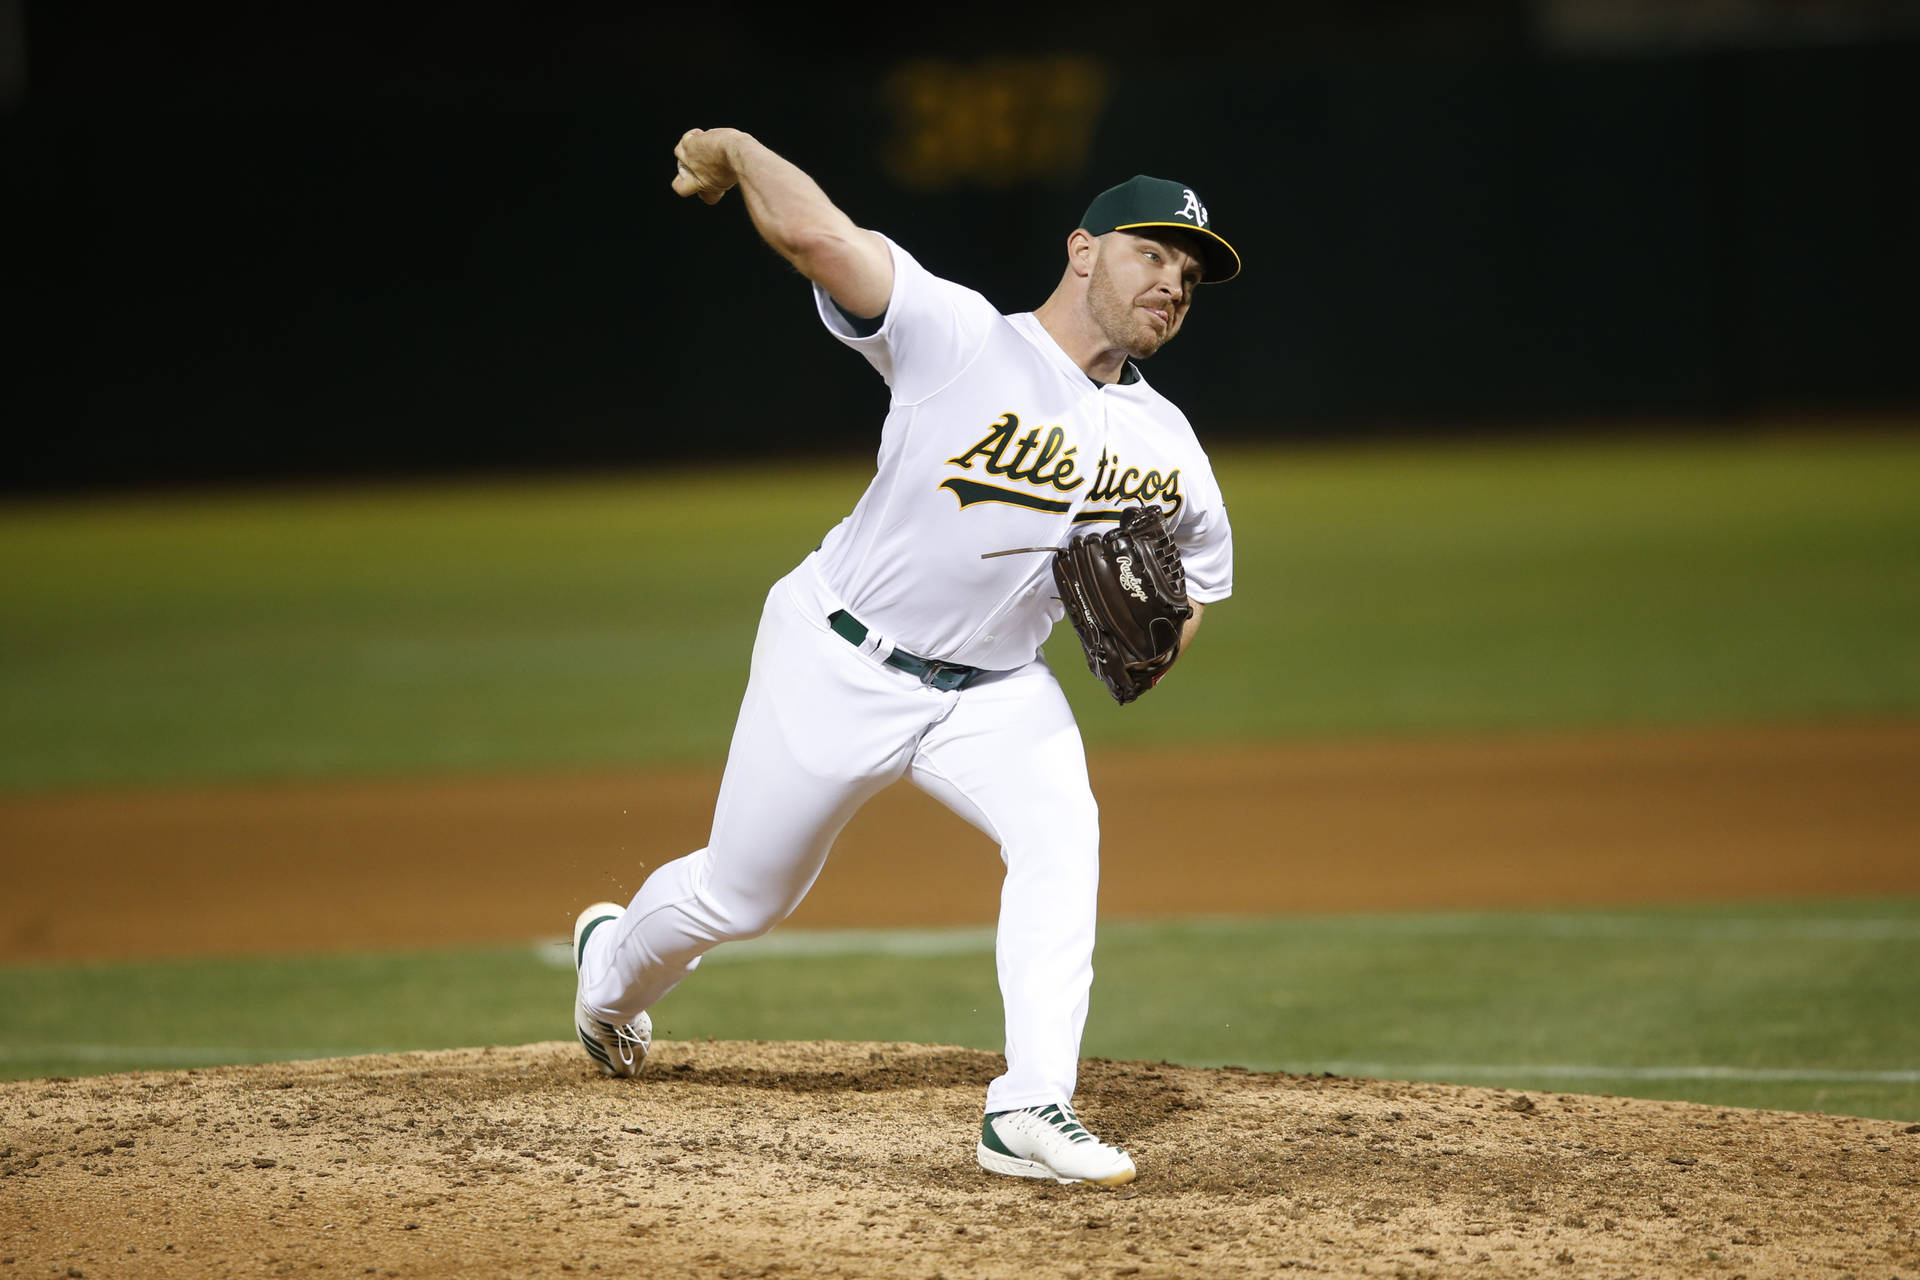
left=1080, top=175, right=1240, bottom=283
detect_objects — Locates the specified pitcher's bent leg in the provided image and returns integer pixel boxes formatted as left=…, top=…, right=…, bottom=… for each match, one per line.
left=581, top=579, right=918, bottom=1024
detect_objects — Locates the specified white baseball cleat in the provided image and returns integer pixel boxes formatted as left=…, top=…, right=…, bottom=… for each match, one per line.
left=977, top=1103, right=1137, bottom=1186
left=572, top=901, right=650, bottom=1078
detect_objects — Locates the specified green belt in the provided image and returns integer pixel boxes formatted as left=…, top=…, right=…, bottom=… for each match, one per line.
left=827, top=609, right=986, bottom=692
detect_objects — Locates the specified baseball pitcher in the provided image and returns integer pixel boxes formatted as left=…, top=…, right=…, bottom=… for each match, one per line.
left=571, top=126, right=1238, bottom=1186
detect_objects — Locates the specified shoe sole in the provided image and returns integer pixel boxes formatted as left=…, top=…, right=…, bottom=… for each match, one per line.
left=976, top=1143, right=1136, bottom=1187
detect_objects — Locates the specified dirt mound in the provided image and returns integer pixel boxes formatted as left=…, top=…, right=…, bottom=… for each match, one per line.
left=4, top=1041, right=1915, bottom=1279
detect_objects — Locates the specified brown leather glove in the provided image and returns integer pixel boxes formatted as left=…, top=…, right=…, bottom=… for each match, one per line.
left=1052, top=505, right=1193, bottom=705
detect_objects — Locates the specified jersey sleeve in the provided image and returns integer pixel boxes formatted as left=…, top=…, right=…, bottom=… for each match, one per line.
left=1174, top=454, right=1234, bottom=604
left=813, top=236, right=999, bottom=405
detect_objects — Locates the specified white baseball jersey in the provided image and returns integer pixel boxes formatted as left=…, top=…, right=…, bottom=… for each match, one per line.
left=808, top=236, right=1234, bottom=672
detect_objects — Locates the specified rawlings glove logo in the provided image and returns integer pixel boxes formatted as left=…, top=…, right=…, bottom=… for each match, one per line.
left=1115, top=554, right=1148, bottom=601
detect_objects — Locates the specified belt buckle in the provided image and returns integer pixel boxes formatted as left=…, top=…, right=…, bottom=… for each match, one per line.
left=919, top=660, right=968, bottom=691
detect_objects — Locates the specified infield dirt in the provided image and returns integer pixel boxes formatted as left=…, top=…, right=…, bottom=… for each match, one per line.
left=4, top=1040, right=1919, bottom=1279
left=4, top=720, right=1919, bottom=1278
left=5, top=721, right=1919, bottom=963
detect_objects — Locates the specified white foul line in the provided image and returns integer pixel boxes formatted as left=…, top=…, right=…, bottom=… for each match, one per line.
left=531, top=925, right=998, bottom=970
left=531, top=912, right=1920, bottom=972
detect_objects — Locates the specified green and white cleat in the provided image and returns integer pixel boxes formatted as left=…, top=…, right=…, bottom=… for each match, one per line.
left=977, top=1102, right=1136, bottom=1186
left=571, top=902, right=650, bottom=1078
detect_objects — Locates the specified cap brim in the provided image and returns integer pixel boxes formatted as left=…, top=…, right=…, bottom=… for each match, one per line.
left=1112, top=221, right=1241, bottom=283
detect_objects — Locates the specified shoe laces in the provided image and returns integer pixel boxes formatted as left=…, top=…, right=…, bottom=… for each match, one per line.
left=592, top=1016, right=643, bottom=1069
left=611, top=1021, right=642, bottom=1068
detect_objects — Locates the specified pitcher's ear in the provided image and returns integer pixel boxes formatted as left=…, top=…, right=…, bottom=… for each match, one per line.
left=1067, top=228, right=1099, bottom=278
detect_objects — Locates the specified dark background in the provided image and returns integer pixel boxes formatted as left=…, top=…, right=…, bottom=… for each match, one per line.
left=5, top=1, right=1918, bottom=493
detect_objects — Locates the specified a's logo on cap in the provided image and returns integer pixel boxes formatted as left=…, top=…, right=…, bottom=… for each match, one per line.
left=1176, top=188, right=1209, bottom=228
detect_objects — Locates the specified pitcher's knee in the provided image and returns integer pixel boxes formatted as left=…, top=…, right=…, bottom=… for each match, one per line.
left=701, top=873, right=808, bottom=940
left=722, top=897, right=798, bottom=941
left=677, top=846, right=814, bottom=943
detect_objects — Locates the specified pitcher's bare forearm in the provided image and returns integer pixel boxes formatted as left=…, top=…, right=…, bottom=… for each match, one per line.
left=672, top=127, right=893, bottom=317
left=1180, top=600, right=1206, bottom=655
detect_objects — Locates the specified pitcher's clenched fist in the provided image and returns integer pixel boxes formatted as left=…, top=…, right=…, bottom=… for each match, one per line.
left=672, top=128, right=742, bottom=205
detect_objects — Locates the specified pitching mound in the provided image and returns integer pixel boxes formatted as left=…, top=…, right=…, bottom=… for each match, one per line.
left=4, top=1042, right=1915, bottom=1279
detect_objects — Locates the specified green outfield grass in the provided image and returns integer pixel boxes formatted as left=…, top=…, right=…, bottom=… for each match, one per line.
left=3, top=429, right=1917, bottom=792
left=4, top=901, right=1915, bottom=1121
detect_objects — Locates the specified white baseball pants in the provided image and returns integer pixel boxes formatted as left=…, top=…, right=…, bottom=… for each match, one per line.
left=579, top=555, right=1101, bottom=1112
